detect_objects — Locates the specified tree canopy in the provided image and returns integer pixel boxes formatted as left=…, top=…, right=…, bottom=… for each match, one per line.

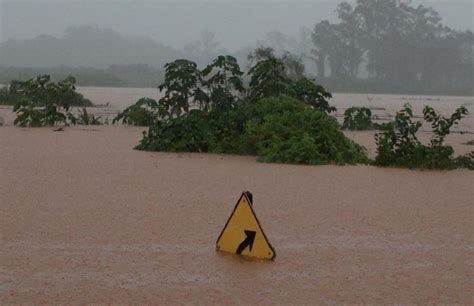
left=312, top=0, right=474, bottom=95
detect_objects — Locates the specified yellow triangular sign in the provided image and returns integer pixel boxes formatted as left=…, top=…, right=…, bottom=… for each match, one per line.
left=216, top=192, right=276, bottom=260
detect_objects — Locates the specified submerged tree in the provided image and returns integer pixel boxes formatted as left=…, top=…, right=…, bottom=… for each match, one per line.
left=12, top=75, right=91, bottom=127
left=158, top=59, right=209, bottom=116
left=202, top=55, right=245, bottom=110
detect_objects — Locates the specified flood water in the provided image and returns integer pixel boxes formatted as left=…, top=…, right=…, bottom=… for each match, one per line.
left=77, top=86, right=474, bottom=131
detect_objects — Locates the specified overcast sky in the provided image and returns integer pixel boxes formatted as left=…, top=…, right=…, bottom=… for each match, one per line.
left=1, top=0, right=473, bottom=50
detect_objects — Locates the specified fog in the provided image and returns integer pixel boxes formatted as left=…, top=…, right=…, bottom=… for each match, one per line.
left=0, top=0, right=473, bottom=95
left=1, top=0, right=472, bottom=50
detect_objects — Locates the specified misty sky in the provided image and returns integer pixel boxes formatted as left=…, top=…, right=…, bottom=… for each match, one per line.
left=1, top=0, right=473, bottom=50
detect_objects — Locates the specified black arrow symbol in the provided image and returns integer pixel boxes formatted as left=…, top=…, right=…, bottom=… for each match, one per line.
left=236, top=230, right=256, bottom=254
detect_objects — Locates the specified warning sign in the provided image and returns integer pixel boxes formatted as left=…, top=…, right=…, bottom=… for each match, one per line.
left=216, top=192, right=276, bottom=260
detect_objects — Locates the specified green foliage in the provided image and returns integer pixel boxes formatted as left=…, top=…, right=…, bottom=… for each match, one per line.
left=136, top=110, right=211, bottom=152
left=454, top=152, right=474, bottom=170
left=375, top=104, right=423, bottom=167
left=153, top=53, right=335, bottom=120
left=136, top=106, right=250, bottom=154
left=1, top=80, right=92, bottom=107
left=135, top=54, right=472, bottom=170
left=375, top=104, right=473, bottom=169
left=158, top=59, right=208, bottom=117
left=342, top=107, right=373, bottom=130
left=289, top=78, right=335, bottom=114
left=202, top=55, right=245, bottom=111
left=156, top=56, right=246, bottom=118
left=246, top=56, right=336, bottom=114
left=113, top=98, right=165, bottom=126
left=206, top=105, right=250, bottom=154
left=248, top=58, right=288, bottom=101
left=136, top=54, right=355, bottom=166
left=0, top=87, right=25, bottom=105
left=12, top=75, right=88, bottom=127
left=245, top=96, right=367, bottom=164
left=137, top=96, right=368, bottom=165
left=75, top=108, right=103, bottom=125
left=423, top=105, right=468, bottom=147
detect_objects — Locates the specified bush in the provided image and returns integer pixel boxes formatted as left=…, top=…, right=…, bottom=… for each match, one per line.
left=135, top=53, right=367, bottom=166
left=0, top=87, right=25, bottom=105
left=248, top=58, right=289, bottom=101
left=247, top=57, right=336, bottom=114
left=455, top=152, right=474, bottom=169
left=342, top=107, right=374, bottom=130
left=113, top=98, right=165, bottom=126
left=74, top=108, right=103, bottom=125
left=11, top=75, right=93, bottom=127
left=246, top=96, right=368, bottom=164
left=206, top=106, right=250, bottom=154
left=137, top=96, right=368, bottom=165
left=67, top=92, right=94, bottom=107
left=202, top=55, right=245, bottom=111
left=136, top=109, right=211, bottom=152
left=158, top=60, right=209, bottom=117
left=375, top=103, right=473, bottom=169
left=136, top=107, right=251, bottom=154
left=13, top=76, right=74, bottom=127
left=2, top=80, right=92, bottom=107
left=289, top=78, right=335, bottom=114
left=133, top=53, right=472, bottom=170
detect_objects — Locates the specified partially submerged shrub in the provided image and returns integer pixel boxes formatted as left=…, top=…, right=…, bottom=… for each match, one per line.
left=66, top=91, right=93, bottom=107
left=288, top=78, right=336, bottom=114
left=113, top=98, right=165, bottom=126
left=74, top=108, right=103, bottom=125
left=158, top=59, right=209, bottom=116
left=375, top=103, right=473, bottom=169
left=246, top=96, right=367, bottom=164
left=247, top=57, right=336, bottom=114
left=0, top=87, right=25, bottom=105
left=11, top=75, right=94, bottom=127
left=206, top=105, right=250, bottom=154
left=136, top=109, right=211, bottom=152
left=137, top=106, right=251, bottom=154
left=455, top=152, right=474, bottom=169
left=423, top=105, right=468, bottom=147
left=1, top=81, right=92, bottom=107
left=202, top=55, right=245, bottom=111
left=248, top=58, right=289, bottom=101
left=342, top=107, right=374, bottom=130
left=137, top=96, right=368, bottom=165
left=12, top=75, right=81, bottom=127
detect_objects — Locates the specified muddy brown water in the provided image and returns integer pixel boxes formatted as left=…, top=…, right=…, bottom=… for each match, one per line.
left=1, top=89, right=473, bottom=304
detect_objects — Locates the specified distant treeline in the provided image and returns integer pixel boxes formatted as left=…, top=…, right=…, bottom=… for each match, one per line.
left=0, top=0, right=473, bottom=96
left=318, top=77, right=474, bottom=97
left=2, top=64, right=472, bottom=96
left=0, top=65, right=164, bottom=88
left=311, top=0, right=474, bottom=96
left=0, top=26, right=179, bottom=69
